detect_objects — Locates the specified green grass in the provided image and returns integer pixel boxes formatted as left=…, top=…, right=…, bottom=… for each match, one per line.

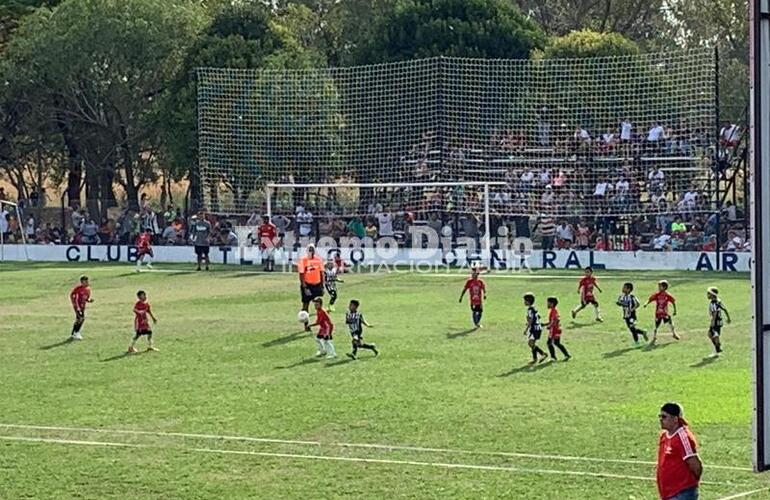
left=0, top=263, right=768, bottom=499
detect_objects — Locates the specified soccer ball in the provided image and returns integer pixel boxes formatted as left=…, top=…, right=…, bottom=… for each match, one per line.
left=297, top=310, right=310, bottom=322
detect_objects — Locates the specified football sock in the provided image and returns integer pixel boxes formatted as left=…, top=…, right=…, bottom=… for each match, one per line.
left=554, top=339, right=570, bottom=357
left=72, top=322, right=83, bottom=334
left=594, top=306, right=601, bottom=319
left=324, top=340, right=336, bottom=356
left=315, top=338, right=325, bottom=353
left=547, top=340, right=556, bottom=359
left=361, top=343, right=376, bottom=351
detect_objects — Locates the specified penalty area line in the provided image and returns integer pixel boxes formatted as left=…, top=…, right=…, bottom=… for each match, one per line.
left=0, top=423, right=751, bottom=472
left=0, top=434, right=660, bottom=483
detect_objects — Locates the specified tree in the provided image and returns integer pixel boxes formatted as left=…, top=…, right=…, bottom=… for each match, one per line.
left=159, top=2, right=330, bottom=211
left=353, top=0, right=546, bottom=64
left=2, top=0, right=205, bottom=213
left=512, top=0, right=666, bottom=45
left=537, top=29, right=639, bottom=59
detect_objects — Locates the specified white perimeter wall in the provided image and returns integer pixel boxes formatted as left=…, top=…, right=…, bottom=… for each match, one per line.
left=0, top=245, right=750, bottom=272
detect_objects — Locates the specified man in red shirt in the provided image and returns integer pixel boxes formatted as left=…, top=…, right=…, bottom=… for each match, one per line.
left=135, top=228, right=154, bottom=272
left=257, top=215, right=278, bottom=272
left=545, top=297, right=570, bottom=361
left=309, top=297, right=336, bottom=359
left=69, top=275, right=93, bottom=341
left=645, top=280, right=680, bottom=345
left=656, top=402, right=702, bottom=500
left=128, top=290, right=158, bottom=353
left=459, top=269, right=487, bottom=329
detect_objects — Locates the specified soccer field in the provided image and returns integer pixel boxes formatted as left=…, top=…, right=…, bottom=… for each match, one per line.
left=1, top=263, right=768, bottom=499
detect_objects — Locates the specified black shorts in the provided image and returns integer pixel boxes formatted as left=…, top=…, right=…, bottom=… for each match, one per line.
left=709, top=326, right=722, bottom=337
left=351, top=331, right=363, bottom=342
left=316, top=331, right=332, bottom=341
left=528, top=330, right=542, bottom=341
left=655, top=316, right=672, bottom=327
left=194, top=245, right=210, bottom=257
left=581, top=299, right=598, bottom=307
left=624, top=315, right=638, bottom=329
left=301, top=283, right=324, bottom=304
left=134, top=329, right=153, bottom=337
left=471, top=304, right=483, bottom=313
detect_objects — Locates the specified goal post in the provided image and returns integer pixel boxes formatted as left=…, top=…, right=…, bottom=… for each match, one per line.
left=265, top=181, right=506, bottom=266
left=750, top=0, right=770, bottom=472
left=0, top=200, right=30, bottom=262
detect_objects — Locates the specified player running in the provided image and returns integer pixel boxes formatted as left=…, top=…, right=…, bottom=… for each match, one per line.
left=706, top=287, right=730, bottom=358
left=571, top=267, right=603, bottom=322
left=324, top=260, right=343, bottom=312
left=69, top=275, right=93, bottom=341
left=523, top=293, right=549, bottom=365
left=135, top=228, right=154, bottom=272
left=616, top=282, right=648, bottom=345
left=458, top=269, right=487, bottom=329
left=309, top=297, right=336, bottom=359
left=189, top=212, right=212, bottom=271
left=345, top=299, right=378, bottom=360
left=645, top=280, right=679, bottom=345
left=257, top=215, right=278, bottom=272
left=128, top=290, right=158, bottom=353
left=545, top=297, right=570, bottom=361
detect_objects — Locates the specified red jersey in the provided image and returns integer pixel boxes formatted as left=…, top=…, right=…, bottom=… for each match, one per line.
left=70, top=284, right=91, bottom=312
left=134, top=300, right=152, bottom=331
left=315, top=308, right=333, bottom=338
left=579, top=276, right=597, bottom=301
left=657, top=426, right=699, bottom=499
left=463, top=278, right=486, bottom=306
left=649, top=291, right=676, bottom=319
left=548, top=307, right=561, bottom=338
left=136, top=233, right=152, bottom=251
left=257, top=222, right=277, bottom=249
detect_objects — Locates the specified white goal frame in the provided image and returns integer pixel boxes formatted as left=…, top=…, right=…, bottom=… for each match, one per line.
left=266, top=181, right=507, bottom=266
left=0, top=200, right=30, bottom=262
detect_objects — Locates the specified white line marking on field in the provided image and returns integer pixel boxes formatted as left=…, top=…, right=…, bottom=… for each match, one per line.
left=0, top=434, right=732, bottom=485
left=717, top=487, right=770, bottom=499
left=0, top=423, right=751, bottom=472
left=192, top=446, right=659, bottom=482
left=0, top=435, right=142, bottom=448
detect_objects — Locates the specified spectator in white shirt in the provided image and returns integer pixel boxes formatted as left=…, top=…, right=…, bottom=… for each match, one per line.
left=653, top=233, right=672, bottom=250
left=601, top=128, right=617, bottom=153
left=520, top=170, right=535, bottom=193
left=647, top=122, right=665, bottom=154
left=296, top=208, right=313, bottom=237
left=620, top=119, right=633, bottom=141
left=723, top=230, right=744, bottom=251
left=0, top=207, right=9, bottom=238
left=648, top=168, right=665, bottom=192
left=541, top=185, right=555, bottom=206
left=555, top=220, right=574, bottom=249
left=720, top=122, right=740, bottom=147
left=376, top=210, right=394, bottom=237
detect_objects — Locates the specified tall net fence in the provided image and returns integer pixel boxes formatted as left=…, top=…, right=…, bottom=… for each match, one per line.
left=197, top=49, right=717, bottom=220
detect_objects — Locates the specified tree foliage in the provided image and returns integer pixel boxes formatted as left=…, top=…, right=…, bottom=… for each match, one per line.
left=353, top=0, right=546, bottom=64
left=537, top=29, right=639, bottom=59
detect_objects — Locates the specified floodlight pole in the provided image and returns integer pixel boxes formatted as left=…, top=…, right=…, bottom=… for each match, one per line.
left=750, top=0, right=770, bottom=473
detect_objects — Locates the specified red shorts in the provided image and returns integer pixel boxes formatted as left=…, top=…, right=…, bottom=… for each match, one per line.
left=549, top=330, right=561, bottom=339
left=581, top=294, right=597, bottom=305
left=137, top=248, right=154, bottom=258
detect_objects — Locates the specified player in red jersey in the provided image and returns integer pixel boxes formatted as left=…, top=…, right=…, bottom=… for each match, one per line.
left=135, top=228, right=154, bottom=272
left=69, top=275, right=93, bottom=341
left=459, top=269, right=487, bottom=329
left=571, top=266, right=603, bottom=322
left=128, top=290, right=158, bottom=353
left=309, top=297, right=336, bottom=359
left=644, top=280, right=679, bottom=345
left=545, top=297, right=570, bottom=361
left=257, top=215, right=278, bottom=272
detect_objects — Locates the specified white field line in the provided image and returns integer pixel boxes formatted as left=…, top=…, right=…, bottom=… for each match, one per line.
left=717, top=487, right=770, bottom=500
left=0, top=434, right=661, bottom=483
left=0, top=433, right=733, bottom=485
left=0, top=423, right=751, bottom=472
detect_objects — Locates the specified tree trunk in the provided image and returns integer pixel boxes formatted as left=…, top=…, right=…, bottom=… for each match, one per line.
left=189, top=165, right=202, bottom=213
left=84, top=163, right=100, bottom=221
left=100, top=161, right=117, bottom=211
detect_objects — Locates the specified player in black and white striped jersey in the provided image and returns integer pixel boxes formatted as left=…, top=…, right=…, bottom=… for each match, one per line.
left=523, top=293, right=548, bottom=365
left=706, top=287, right=730, bottom=358
left=616, top=282, right=648, bottom=345
left=324, top=260, right=344, bottom=312
left=345, top=299, right=378, bottom=360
